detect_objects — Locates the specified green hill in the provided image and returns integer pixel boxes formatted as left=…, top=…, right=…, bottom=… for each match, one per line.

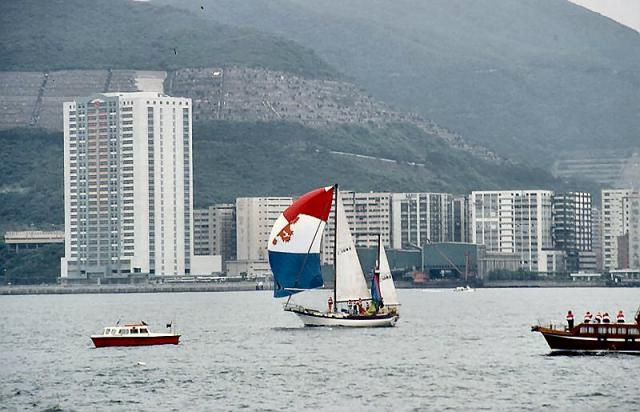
left=0, top=124, right=591, bottom=234
left=0, top=0, right=336, bottom=78
left=191, top=121, right=572, bottom=206
left=166, top=0, right=640, bottom=164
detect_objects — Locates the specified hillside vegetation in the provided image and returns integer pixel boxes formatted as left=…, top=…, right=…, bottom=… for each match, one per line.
left=193, top=121, right=575, bottom=205
left=1, top=124, right=584, bottom=233
left=168, top=0, right=640, bottom=164
left=0, top=0, right=336, bottom=78
left=0, top=128, right=64, bottom=233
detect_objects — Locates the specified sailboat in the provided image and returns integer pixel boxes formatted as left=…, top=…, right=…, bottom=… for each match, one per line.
left=268, top=184, right=400, bottom=327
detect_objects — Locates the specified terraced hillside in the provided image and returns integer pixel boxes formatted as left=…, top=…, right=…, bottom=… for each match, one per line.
left=0, top=68, right=497, bottom=160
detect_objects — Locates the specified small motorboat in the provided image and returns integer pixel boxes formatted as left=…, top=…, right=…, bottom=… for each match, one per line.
left=454, top=286, right=474, bottom=292
left=90, top=322, right=180, bottom=348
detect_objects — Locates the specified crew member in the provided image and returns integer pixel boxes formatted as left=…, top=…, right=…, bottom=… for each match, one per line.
left=583, top=311, right=593, bottom=323
left=616, top=310, right=625, bottom=323
left=328, top=296, right=333, bottom=313
left=595, top=312, right=602, bottom=323
left=566, top=310, right=575, bottom=329
left=602, top=312, right=611, bottom=323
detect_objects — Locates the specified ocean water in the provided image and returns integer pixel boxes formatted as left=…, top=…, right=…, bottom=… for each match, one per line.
left=1, top=288, right=639, bottom=411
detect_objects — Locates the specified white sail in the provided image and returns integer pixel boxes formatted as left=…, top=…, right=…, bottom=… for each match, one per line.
left=335, top=195, right=371, bottom=302
left=378, top=242, right=399, bottom=306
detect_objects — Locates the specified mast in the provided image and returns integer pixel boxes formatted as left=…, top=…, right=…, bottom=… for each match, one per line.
left=333, top=183, right=338, bottom=312
left=377, top=233, right=381, bottom=276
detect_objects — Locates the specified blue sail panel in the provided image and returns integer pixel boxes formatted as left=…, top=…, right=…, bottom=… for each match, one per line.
left=269, top=251, right=323, bottom=298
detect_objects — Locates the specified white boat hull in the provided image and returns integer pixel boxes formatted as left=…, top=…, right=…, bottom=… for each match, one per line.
left=286, top=305, right=399, bottom=327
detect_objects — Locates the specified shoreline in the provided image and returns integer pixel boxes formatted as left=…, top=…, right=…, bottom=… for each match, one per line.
left=1, top=280, right=637, bottom=296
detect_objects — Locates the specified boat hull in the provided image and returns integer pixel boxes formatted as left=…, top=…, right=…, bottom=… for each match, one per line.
left=91, top=335, right=180, bottom=348
left=540, top=332, right=640, bottom=353
left=287, top=306, right=399, bottom=327
left=532, top=324, right=640, bottom=353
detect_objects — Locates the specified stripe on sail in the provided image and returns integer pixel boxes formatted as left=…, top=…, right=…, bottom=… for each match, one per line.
left=268, top=186, right=334, bottom=298
left=269, top=251, right=323, bottom=297
left=283, top=186, right=334, bottom=222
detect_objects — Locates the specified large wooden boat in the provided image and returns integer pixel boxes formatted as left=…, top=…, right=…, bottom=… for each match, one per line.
left=532, top=309, right=640, bottom=353
left=91, top=322, right=180, bottom=348
left=268, top=185, right=400, bottom=327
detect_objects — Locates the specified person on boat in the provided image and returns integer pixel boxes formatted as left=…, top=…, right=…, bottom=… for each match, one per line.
left=566, top=310, right=575, bottom=329
left=595, top=312, right=602, bottom=323
left=616, top=310, right=625, bottom=323
left=602, top=312, right=611, bottom=323
left=328, top=296, right=333, bottom=313
left=583, top=311, right=593, bottom=323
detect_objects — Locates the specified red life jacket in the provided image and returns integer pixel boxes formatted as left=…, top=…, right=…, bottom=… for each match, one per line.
left=566, top=313, right=574, bottom=320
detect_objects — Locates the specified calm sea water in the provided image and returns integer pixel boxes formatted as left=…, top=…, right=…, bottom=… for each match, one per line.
left=1, top=288, right=639, bottom=411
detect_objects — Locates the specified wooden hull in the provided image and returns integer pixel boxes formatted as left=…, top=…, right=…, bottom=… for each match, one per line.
left=286, top=306, right=399, bottom=327
left=541, top=332, right=640, bottom=353
left=91, top=335, right=180, bottom=348
left=532, top=324, right=640, bottom=353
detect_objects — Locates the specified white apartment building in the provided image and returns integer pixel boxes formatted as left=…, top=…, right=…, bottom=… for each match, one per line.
left=471, top=190, right=553, bottom=272
left=601, top=189, right=638, bottom=270
left=61, top=92, right=193, bottom=280
left=235, top=197, right=292, bottom=262
left=322, top=191, right=392, bottom=265
left=390, top=192, right=453, bottom=249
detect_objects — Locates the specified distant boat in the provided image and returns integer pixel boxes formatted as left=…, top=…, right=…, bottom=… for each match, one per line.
left=90, top=322, right=180, bottom=348
left=454, top=286, right=474, bottom=292
left=268, top=184, right=399, bottom=327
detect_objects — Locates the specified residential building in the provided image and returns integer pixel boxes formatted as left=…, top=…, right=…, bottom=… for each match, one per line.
left=390, top=192, right=453, bottom=250
left=601, top=189, right=638, bottom=270
left=210, top=203, right=237, bottom=265
left=552, top=192, right=592, bottom=252
left=538, top=249, right=567, bottom=274
left=193, top=203, right=237, bottom=267
left=323, top=191, right=392, bottom=264
left=60, top=92, right=194, bottom=280
left=628, top=194, right=640, bottom=269
left=452, top=195, right=470, bottom=243
left=470, top=190, right=553, bottom=272
left=552, top=192, right=592, bottom=272
left=235, top=197, right=292, bottom=262
left=193, top=209, right=212, bottom=256
left=591, top=206, right=603, bottom=270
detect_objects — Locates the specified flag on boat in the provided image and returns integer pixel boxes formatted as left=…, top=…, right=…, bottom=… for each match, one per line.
left=268, top=186, right=335, bottom=297
left=370, top=271, right=383, bottom=308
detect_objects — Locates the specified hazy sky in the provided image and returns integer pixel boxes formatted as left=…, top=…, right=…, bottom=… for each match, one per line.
left=569, top=0, right=640, bottom=32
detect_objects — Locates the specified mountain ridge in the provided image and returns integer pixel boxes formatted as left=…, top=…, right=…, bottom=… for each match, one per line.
left=162, top=0, right=640, bottom=165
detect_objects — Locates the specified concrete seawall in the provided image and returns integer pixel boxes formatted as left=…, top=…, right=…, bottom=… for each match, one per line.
left=1, top=280, right=636, bottom=295
left=0, top=282, right=267, bottom=296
